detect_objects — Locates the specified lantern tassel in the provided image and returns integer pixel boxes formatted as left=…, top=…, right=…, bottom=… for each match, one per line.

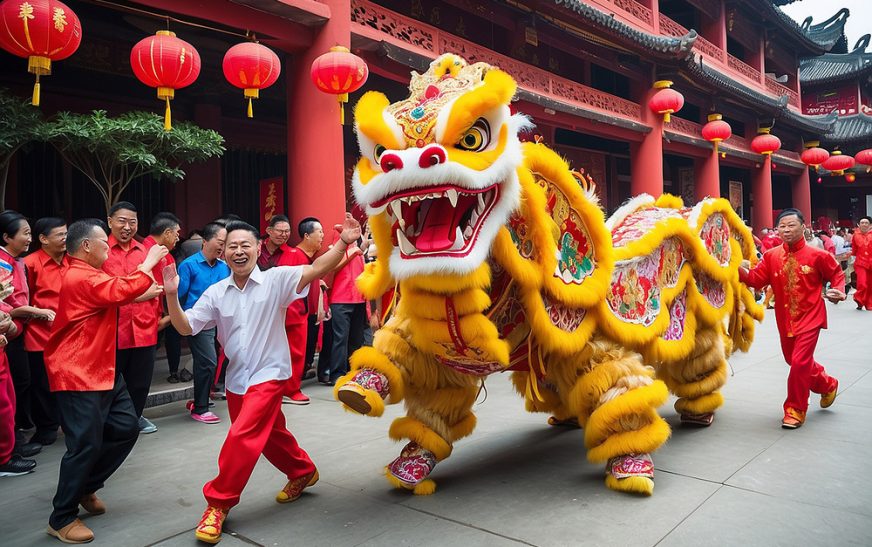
left=338, top=93, right=348, bottom=125
left=164, top=97, right=172, bottom=131
left=247, top=97, right=253, bottom=118
left=663, top=111, right=671, bottom=123
left=32, top=75, right=41, bottom=107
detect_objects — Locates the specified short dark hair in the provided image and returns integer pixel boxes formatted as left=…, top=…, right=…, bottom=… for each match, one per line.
left=67, top=219, right=108, bottom=254
left=33, top=217, right=66, bottom=239
left=202, top=223, right=225, bottom=242
left=298, top=216, right=320, bottom=239
left=108, top=201, right=137, bottom=217
left=776, top=208, right=805, bottom=225
left=225, top=220, right=260, bottom=242
left=861, top=216, right=872, bottom=224
left=0, top=210, right=28, bottom=243
left=268, top=214, right=290, bottom=228
left=213, top=214, right=243, bottom=228
left=149, top=212, right=180, bottom=236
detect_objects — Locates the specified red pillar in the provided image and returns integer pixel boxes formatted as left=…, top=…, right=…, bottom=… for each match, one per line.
left=287, top=0, right=350, bottom=235
left=792, top=168, right=812, bottom=222
left=630, top=85, right=664, bottom=198
left=694, top=150, right=720, bottom=201
left=752, top=155, right=774, bottom=234
left=176, top=102, right=222, bottom=231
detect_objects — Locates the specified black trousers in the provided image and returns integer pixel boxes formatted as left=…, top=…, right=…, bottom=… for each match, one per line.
left=6, top=336, right=32, bottom=431
left=328, top=303, right=367, bottom=381
left=158, top=325, right=182, bottom=375
left=316, top=317, right=334, bottom=381
left=189, top=328, right=217, bottom=414
left=50, top=375, right=139, bottom=530
left=27, top=351, right=59, bottom=437
left=305, top=314, right=319, bottom=368
left=115, top=346, right=156, bottom=418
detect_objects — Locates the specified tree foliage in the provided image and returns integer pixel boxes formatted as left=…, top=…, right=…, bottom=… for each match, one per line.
left=39, top=110, right=225, bottom=212
left=0, top=90, right=44, bottom=210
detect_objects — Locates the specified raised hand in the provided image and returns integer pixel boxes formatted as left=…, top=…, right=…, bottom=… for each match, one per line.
left=162, top=263, right=180, bottom=296
left=142, top=244, right=169, bottom=272
left=339, top=212, right=362, bottom=245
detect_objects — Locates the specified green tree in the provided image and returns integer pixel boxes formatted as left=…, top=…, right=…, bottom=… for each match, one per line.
left=0, top=90, right=43, bottom=210
left=41, top=110, right=225, bottom=213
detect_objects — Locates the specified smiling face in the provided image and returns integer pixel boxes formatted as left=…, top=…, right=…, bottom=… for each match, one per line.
left=352, top=54, right=529, bottom=279
left=224, top=229, right=258, bottom=277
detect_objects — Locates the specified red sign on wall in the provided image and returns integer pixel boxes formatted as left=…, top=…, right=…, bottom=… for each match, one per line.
left=259, top=177, right=285, bottom=234
left=802, top=84, right=859, bottom=115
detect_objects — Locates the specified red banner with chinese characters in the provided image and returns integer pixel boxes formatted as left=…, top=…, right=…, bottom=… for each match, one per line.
left=259, top=177, right=285, bottom=234
left=802, top=84, right=859, bottom=115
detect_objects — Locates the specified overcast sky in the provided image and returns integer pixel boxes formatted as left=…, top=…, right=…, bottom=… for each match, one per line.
left=779, top=0, right=871, bottom=49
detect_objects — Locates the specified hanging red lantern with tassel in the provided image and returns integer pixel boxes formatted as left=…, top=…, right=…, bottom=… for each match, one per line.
left=310, top=46, right=368, bottom=124
left=701, top=113, right=731, bottom=157
left=855, top=148, right=872, bottom=173
left=223, top=41, right=281, bottom=118
left=130, top=30, right=201, bottom=131
left=821, top=150, right=855, bottom=175
left=845, top=172, right=856, bottom=183
left=800, top=141, right=829, bottom=170
left=648, top=80, right=683, bottom=123
left=0, top=0, right=82, bottom=106
left=751, top=128, right=781, bottom=155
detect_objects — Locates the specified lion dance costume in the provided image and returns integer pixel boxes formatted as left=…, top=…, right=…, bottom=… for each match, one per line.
left=335, top=54, right=762, bottom=496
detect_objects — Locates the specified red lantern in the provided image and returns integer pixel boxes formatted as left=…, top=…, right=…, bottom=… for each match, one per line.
left=821, top=150, right=855, bottom=175
left=0, top=0, right=81, bottom=106
left=855, top=148, right=872, bottom=173
left=310, top=46, right=368, bottom=124
left=801, top=141, right=829, bottom=170
left=845, top=173, right=856, bottom=183
left=223, top=42, right=281, bottom=118
left=648, top=80, right=683, bottom=123
left=751, top=128, right=781, bottom=155
left=701, top=113, right=731, bottom=157
left=130, top=31, right=201, bottom=131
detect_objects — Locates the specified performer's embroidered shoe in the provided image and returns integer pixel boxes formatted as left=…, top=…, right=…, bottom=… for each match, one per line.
left=46, top=518, right=94, bottom=544
left=781, top=408, right=806, bottom=429
left=195, top=506, right=228, bottom=544
left=547, top=416, right=581, bottom=428
left=680, top=412, right=715, bottom=426
left=276, top=469, right=319, bottom=503
left=821, top=380, right=839, bottom=409
left=386, top=442, right=437, bottom=489
left=337, top=369, right=389, bottom=414
left=607, top=453, right=655, bottom=480
left=79, top=493, right=105, bottom=515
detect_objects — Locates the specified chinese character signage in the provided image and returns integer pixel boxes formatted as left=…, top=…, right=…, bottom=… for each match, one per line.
left=802, top=84, right=859, bottom=115
left=259, top=177, right=285, bottom=234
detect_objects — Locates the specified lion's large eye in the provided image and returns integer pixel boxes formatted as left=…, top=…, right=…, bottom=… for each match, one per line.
left=373, top=144, right=386, bottom=163
left=456, top=118, right=490, bottom=151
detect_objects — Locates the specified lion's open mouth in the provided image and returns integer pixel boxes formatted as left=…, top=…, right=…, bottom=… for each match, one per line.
left=372, top=184, right=499, bottom=257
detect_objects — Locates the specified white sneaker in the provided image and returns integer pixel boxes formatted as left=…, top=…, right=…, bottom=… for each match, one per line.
left=138, top=416, right=158, bottom=434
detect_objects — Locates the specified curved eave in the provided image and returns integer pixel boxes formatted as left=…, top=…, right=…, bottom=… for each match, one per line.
left=552, top=0, right=696, bottom=60
left=799, top=53, right=872, bottom=86
left=820, top=113, right=872, bottom=146
left=681, top=56, right=838, bottom=133
left=752, top=1, right=845, bottom=54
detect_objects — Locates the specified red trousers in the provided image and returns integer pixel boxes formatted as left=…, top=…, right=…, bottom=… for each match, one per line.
left=779, top=329, right=837, bottom=414
left=284, top=321, right=307, bottom=394
left=0, top=354, right=15, bottom=465
left=854, top=265, right=872, bottom=309
left=202, top=380, right=315, bottom=509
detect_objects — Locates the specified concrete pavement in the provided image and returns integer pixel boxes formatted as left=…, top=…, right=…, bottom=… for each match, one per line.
left=2, top=301, right=871, bottom=546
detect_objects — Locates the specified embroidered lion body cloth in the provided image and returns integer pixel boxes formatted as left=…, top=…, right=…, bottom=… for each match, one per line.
left=334, top=54, right=762, bottom=496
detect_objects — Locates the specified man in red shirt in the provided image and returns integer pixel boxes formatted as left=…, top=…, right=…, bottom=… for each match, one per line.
left=257, top=214, right=292, bottom=270
left=102, top=202, right=164, bottom=434
left=740, top=208, right=846, bottom=429
left=143, top=213, right=182, bottom=382
left=325, top=221, right=367, bottom=385
left=276, top=217, right=324, bottom=403
left=44, top=219, right=166, bottom=544
left=850, top=216, right=872, bottom=310
left=23, top=218, right=69, bottom=447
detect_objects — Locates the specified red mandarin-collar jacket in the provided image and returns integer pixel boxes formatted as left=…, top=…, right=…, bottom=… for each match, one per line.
left=740, top=238, right=845, bottom=337
left=102, top=235, right=160, bottom=348
left=23, top=249, right=70, bottom=352
left=142, top=235, right=175, bottom=316
left=851, top=230, right=872, bottom=269
left=44, top=258, right=152, bottom=392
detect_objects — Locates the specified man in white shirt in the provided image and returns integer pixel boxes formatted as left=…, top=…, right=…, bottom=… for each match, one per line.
left=164, top=216, right=360, bottom=544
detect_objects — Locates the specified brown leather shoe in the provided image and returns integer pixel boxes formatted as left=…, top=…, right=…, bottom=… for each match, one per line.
left=46, top=518, right=94, bottom=544
left=79, top=493, right=105, bottom=515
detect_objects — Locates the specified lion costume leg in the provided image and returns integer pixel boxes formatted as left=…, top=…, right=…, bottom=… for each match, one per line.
left=657, top=325, right=728, bottom=426
left=563, top=339, right=670, bottom=496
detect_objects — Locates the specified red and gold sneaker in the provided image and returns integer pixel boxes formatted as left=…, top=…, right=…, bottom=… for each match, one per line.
left=821, top=380, right=839, bottom=409
left=781, top=408, right=806, bottom=429
left=195, top=506, right=228, bottom=544
left=276, top=468, right=319, bottom=503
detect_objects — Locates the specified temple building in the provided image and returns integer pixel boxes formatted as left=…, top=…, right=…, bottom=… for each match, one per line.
left=1, top=0, right=868, bottom=234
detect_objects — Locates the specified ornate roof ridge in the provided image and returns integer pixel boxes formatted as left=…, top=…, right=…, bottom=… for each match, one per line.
left=552, top=0, right=696, bottom=60
left=821, top=111, right=872, bottom=146
left=682, top=56, right=838, bottom=133
left=753, top=1, right=846, bottom=54
left=799, top=42, right=872, bottom=85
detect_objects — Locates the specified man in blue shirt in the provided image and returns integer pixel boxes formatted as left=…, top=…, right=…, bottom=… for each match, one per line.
left=177, top=223, right=230, bottom=423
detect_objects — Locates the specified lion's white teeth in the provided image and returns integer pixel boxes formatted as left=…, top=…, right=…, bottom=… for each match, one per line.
left=397, top=216, right=407, bottom=231
left=477, top=193, right=485, bottom=211
left=389, top=201, right=402, bottom=220
left=451, top=227, right=466, bottom=251
left=463, top=225, right=473, bottom=239
left=446, top=188, right=458, bottom=207
left=397, top=229, right=416, bottom=255
left=470, top=209, right=479, bottom=226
